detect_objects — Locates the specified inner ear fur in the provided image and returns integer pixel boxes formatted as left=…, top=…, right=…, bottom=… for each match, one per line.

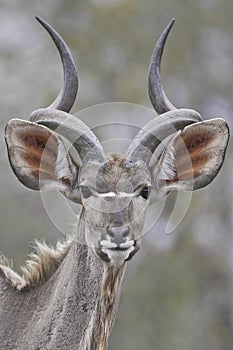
left=154, top=118, right=229, bottom=196
left=5, top=119, right=77, bottom=193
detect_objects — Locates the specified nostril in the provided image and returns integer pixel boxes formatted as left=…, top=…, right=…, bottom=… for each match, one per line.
left=107, top=228, right=115, bottom=238
left=107, top=226, right=130, bottom=246
left=122, top=227, right=129, bottom=237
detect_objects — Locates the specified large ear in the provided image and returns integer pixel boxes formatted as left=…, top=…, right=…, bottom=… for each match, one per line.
left=153, top=118, right=229, bottom=198
left=5, top=119, right=79, bottom=201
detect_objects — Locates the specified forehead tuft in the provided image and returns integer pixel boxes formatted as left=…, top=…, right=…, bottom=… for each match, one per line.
left=95, top=153, right=150, bottom=193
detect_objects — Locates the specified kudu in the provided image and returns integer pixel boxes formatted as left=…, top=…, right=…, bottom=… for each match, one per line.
left=0, top=17, right=229, bottom=349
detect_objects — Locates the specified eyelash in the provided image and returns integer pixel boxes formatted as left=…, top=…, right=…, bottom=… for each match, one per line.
left=139, top=186, right=151, bottom=200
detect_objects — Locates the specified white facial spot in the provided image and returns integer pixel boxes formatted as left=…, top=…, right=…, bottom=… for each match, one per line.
left=119, top=240, right=134, bottom=249
left=100, top=240, right=118, bottom=249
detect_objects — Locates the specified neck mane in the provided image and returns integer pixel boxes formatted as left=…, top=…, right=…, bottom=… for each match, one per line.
left=83, top=264, right=126, bottom=349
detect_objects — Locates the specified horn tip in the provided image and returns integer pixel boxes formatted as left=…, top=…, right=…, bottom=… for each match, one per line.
left=170, top=18, right=175, bottom=25
left=165, top=18, right=176, bottom=35
left=35, top=16, right=52, bottom=33
left=35, top=16, right=44, bottom=25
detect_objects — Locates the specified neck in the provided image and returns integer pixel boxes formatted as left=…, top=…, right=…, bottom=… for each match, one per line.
left=32, top=242, right=126, bottom=350
left=0, top=216, right=126, bottom=350
left=50, top=214, right=127, bottom=350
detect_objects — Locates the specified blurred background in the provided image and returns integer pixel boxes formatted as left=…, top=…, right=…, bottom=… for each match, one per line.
left=0, top=0, right=232, bottom=349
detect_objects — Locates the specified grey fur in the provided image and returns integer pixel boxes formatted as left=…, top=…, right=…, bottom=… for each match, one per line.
left=0, top=219, right=125, bottom=350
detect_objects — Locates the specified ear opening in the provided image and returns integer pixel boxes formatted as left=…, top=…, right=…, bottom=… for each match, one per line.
left=5, top=119, right=79, bottom=201
left=153, top=118, right=229, bottom=198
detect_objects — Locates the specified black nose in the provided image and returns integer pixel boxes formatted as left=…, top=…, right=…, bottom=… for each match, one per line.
left=107, top=226, right=130, bottom=246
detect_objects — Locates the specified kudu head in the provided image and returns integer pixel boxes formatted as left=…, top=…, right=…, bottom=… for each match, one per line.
left=5, top=18, right=229, bottom=266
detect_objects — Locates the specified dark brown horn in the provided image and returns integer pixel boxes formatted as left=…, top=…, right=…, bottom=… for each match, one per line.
left=148, top=18, right=176, bottom=114
left=36, top=17, right=78, bottom=113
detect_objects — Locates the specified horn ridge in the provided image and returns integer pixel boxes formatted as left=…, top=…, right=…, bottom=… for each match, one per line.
left=36, top=16, right=78, bottom=113
left=126, top=109, right=202, bottom=164
left=30, top=108, right=106, bottom=163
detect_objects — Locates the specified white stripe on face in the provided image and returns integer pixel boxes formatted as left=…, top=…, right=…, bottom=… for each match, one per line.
left=98, top=192, right=135, bottom=199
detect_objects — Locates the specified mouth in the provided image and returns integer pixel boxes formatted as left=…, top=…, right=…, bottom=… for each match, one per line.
left=100, top=239, right=135, bottom=251
left=95, top=239, right=138, bottom=264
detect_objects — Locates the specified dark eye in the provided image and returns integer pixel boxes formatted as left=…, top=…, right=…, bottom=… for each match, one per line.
left=80, top=186, right=92, bottom=199
left=139, top=186, right=151, bottom=200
